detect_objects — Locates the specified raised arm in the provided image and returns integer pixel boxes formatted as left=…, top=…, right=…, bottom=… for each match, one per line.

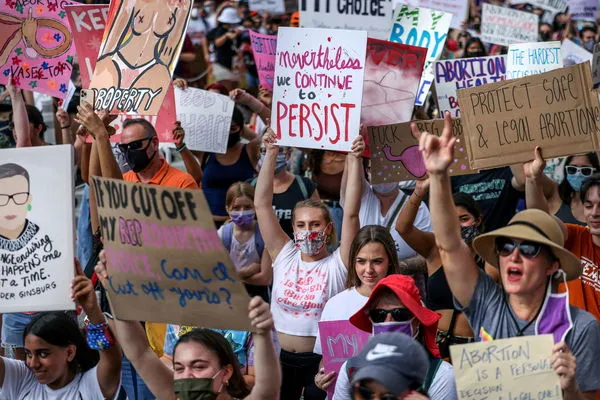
left=254, top=129, right=291, bottom=260
left=340, top=127, right=367, bottom=204
left=7, top=75, right=31, bottom=148
left=246, top=297, right=280, bottom=400
left=95, top=251, right=176, bottom=400
left=416, top=113, right=478, bottom=307
left=523, top=147, right=550, bottom=213
left=339, top=135, right=365, bottom=268
left=395, top=178, right=437, bottom=261
left=173, top=122, right=203, bottom=185
left=230, top=89, right=271, bottom=125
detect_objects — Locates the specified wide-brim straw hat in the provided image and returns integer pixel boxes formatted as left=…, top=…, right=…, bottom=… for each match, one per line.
left=472, top=209, right=581, bottom=281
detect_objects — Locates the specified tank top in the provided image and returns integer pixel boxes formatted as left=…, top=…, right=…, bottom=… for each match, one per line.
left=314, top=170, right=342, bottom=201
left=426, top=257, right=485, bottom=311
left=202, top=145, right=255, bottom=217
left=554, top=202, right=586, bottom=226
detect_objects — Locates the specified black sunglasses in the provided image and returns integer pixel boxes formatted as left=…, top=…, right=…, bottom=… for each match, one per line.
left=353, top=384, right=397, bottom=400
left=565, top=166, right=596, bottom=176
left=117, top=136, right=153, bottom=153
left=368, top=308, right=412, bottom=324
left=494, top=237, right=543, bottom=259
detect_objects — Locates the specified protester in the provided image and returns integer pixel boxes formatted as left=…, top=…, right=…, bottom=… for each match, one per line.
left=254, top=129, right=363, bottom=399
left=207, top=6, right=243, bottom=91
left=421, top=114, right=600, bottom=397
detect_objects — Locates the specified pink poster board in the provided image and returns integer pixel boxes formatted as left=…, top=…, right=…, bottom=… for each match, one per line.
left=249, top=30, right=276, bottom=91
left=318, top=320, right=370, bottom=398
left=1, top=0, right=76, bottom=98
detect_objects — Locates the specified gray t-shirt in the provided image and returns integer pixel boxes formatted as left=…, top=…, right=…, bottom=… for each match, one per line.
left=456, top=270, right=600, bottom=393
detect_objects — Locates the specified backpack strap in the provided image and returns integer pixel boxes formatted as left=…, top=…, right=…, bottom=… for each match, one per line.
left=422, top=356, right=443, bottom=391
left=254, top=223, right=265, bottom=257
left=222, top=222, right=234, bottom=251
left=249, top=177, right=258, bottom=187
left=385, top=191, right=408, bottom=230
left=295, top=175, right=309, bottom=199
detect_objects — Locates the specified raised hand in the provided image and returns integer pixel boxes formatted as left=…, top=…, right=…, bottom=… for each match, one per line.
left=75, top=103, right=108, bottom=139
left=262, top=127, right=279, bottom=152
left=412, top=112, right=456, bottom=175
left=173, top=78, right=188, bottom=90
left=173, top=121, right=185, bottom=147
left=56, top=108, right=70, bottom=129
left=230, top=88, right=253, bottom=105
left=348, top=132, right=365, bottom=159
left=94, top=250, right=109, bottom=288
left=523, top=147, right=546, bottom=180
left=248, top=296, right=273, bottom=334
left=71, top=259, right=98, bottom=314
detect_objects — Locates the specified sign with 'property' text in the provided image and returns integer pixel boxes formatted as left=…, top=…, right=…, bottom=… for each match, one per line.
left=271, top=27, right=367, bottom=151
left=91, top=177, right=250, bottom=330
left=457, top=62, right=600, bottom=171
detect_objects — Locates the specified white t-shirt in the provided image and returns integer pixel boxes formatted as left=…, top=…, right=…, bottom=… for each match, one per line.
left=342, top=184, right=432, bottom=260
left=217, top=225, right=261, bottom=271
left=0, top=358, right=107, bottom=400
left=271, top=241, right=347, bottom=337
left=332, top=358, right=457, bottom=400
left=313, top=287, right=369, bottom=355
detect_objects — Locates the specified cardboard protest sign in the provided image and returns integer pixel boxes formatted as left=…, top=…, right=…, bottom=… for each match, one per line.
left=271, top=27, right=367, bottom=151
left=369, top=118, right=473, bottom=183
left=404, top=0, right=469, bottom=30
left=0, top=1, right=75, bottom=98
left=175, top=87, right=234, bottom=154
left=457, top=63, right=600, bottom=171
left=362, top=38, right=427, bottom=128
left=0, top=146, right=74, bottom=312
left=593, top=44, right=600, bottom=90
left=450, top=335, right=562, bottom=400
left=562, top=38, right=593, bottom=68
left=89, top=0, right=192, bottom=115
left=434, top=55, right=506, bottom=117
left=318, top=320, right=370, bottom=399
left=570, top=0, right=598, bottom=22
left=509, top=0, right=567, bottom=13
left=249, top=31, right=277, bottom=91
left=249, top=0, right=285, bottom=14
left=507, top=41, right=563, bottom=79
left=91, top=177, right=250, bottom=329
left=299, top=0, right=396, bottom=39
left=389, top=4, right=452, bottom=106
left=66, top=4, right=177, bottom=144
left=480, top=4, right=539, bottom=46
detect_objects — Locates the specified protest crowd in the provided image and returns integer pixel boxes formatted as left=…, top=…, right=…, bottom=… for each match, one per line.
left=1, top=0, right=600, bottom=399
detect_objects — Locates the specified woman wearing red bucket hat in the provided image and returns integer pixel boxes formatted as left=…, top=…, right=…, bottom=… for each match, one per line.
left=418, top=113, right=600, bottom=399
left=331, top=275, right=457, bottom=400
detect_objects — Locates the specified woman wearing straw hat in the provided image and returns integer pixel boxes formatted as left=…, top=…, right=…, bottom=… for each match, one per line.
left=415, top=113, right=600, bottom=399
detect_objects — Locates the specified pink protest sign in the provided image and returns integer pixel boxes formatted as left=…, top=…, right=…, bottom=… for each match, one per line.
left=249, top=30, right=276, bottom=91
left=0, top=0, right=75, bottom=98
left=318, top=320, right=370, bottom=398
left=65, top=4, right=176, bottom=143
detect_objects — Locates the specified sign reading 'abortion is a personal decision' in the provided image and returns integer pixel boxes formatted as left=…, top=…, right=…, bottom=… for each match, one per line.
left=271, top=27, right=367, bottom=151
left=92, top=177, right=249, bottom=330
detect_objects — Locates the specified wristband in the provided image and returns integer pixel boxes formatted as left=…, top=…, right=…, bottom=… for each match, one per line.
left=85, top=320, right=115, bottom=351
left=175, top=143, right=187, bottom=153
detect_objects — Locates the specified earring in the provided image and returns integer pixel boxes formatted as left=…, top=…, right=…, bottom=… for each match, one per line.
left=26, top=204, right=32, bottom=211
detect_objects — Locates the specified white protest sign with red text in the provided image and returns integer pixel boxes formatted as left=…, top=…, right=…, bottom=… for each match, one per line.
left=271, top=27, right=367, bottom=151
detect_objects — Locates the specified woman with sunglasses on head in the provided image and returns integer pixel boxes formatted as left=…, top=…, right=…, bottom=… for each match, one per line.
left=254, top=128, right=363, bottom=399
left=331, top=274, right=456, bottom=400
left=313, top=225, right=404, bottom=395
left=420, top=113, right=600, bottom=399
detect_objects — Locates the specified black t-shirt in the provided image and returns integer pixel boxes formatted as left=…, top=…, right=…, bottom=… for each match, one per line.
left=273, top=176, right=316, bottom=238
left=451, top=167, right=523, bottom=232
left=207, top=26, right=238, bottom=69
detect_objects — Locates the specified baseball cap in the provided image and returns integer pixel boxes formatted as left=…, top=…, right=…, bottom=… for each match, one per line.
left=349, top=332, right=429, bottom=395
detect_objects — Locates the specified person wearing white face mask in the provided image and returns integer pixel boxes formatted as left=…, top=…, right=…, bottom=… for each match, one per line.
left=331, top=274, right=456, bottom=400
left=340, top=158, right=432, bottom=261
left=254, top=128, right=363, bottom=399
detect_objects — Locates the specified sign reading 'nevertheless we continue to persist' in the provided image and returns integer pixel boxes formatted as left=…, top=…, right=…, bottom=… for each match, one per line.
left=457, top=62, right=600, bottom=171
left=91, top=177, right=249, bottom=330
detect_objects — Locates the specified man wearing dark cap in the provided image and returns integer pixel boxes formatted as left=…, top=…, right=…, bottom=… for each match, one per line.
left=348, top=332, right=430, bottom=399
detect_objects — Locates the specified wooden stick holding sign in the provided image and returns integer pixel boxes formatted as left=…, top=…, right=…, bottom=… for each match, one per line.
left=457, top=62, right=600, bottom=171
left=91, top=177, right=250, bottom=330
left=368, top=118, right=474, bottom=184
left=450, top=335, right=562, bottom=400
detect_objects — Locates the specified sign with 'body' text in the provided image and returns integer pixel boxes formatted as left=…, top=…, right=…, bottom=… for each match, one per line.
left=404, top=0, right=469, bottom=30
left=450, top=335, right=562, bottom=400
left=481, top=3, right=539, bottom=46
left=271, top=27, right=367, bottom=151
left=91, top=177, right=250, bottom=330
left=434, top=55, right=506, bottom=117
left=457, top=62, right=600, bottom=171
left=506, top=41, right=563, bottom=79
left=388, top=4, right=452, bottom=106
left=250, top=31, right=277, bottom=91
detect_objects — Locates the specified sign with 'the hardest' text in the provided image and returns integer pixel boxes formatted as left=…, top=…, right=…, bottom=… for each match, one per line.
left=91, top=177, right=250, bottom=330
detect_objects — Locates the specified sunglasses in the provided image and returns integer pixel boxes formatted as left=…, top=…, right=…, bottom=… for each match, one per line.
left=494, top=237, right=543, bottom=259
left=565, top=166, right=596, bottom=176
left=117, top=136, right=153, bottom=153
left=353, top=384, right=398, bottom=400
left=368, top=308, right=412, bottom=324
left=0, top=192, right=29, bottom=207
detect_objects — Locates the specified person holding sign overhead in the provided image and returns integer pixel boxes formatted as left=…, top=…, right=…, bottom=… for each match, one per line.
left=419, top=113, right=600, bottom=398
left=254, top=128, right=363, bottom=399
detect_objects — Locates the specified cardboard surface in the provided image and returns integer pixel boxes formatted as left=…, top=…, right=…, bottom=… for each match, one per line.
left=92, top=177, right=250, bottom=329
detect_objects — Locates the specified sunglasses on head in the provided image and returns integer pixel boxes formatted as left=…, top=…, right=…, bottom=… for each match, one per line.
left=565, top=166, right=596, bottom=176
left=117, top=136, right=153, bottom=153
left=368, top=307, right=412, bottom=324
left=494, top=237, right=544, bottom=259
left=353, top=384, right=397, bottom=400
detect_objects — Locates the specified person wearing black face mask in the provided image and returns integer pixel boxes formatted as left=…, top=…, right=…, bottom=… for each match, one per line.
left=462, top=37, right=487, bottom=58
left=199, top=105, right=261, bottom=227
